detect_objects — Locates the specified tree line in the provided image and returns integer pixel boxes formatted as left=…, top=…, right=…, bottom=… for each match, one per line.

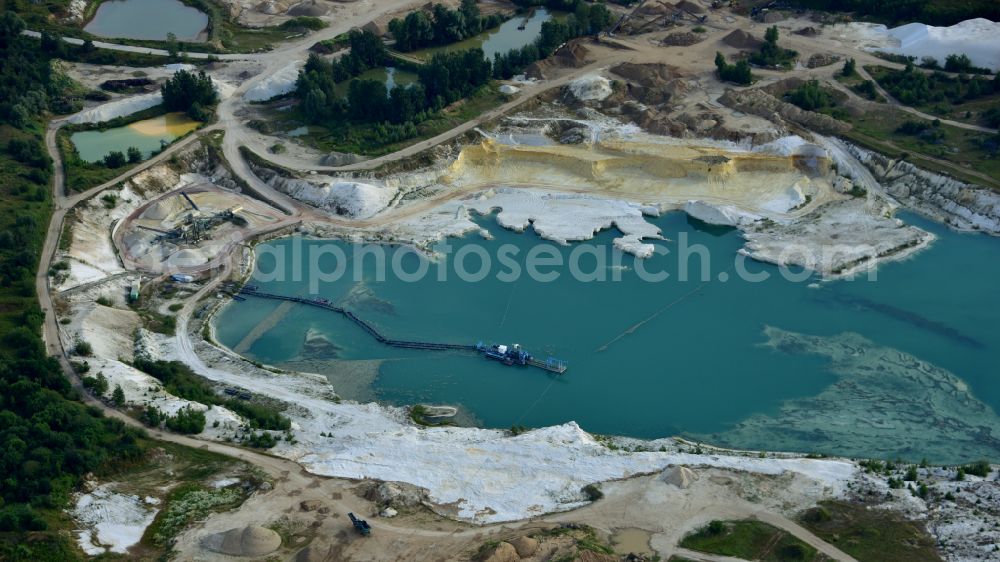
left=876, top=62, right=1000, bottom=107
left=0, top=14, right=148, bottom=554
left=388, top=0, right=505, bottom=52
left=782, top=0, right=1000, bottom=27
left=296, top=6, right=611, bottom=137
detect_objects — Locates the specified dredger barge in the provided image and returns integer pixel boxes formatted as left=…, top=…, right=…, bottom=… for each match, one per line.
left=234, top=285, right=567, bottom=374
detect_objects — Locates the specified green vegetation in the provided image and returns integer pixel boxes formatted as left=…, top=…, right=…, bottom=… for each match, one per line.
left=748, top=26, right=798, bottom=70
left=785, top=79, right=834, bottom=111
left=842, top=58, right=856, bottom=77
left=836, top=105, right=1000, bottom=190
left=148, top=484, right=242, bottom=544
left=132, top=359, right=291, bottom=432
left=715, top=52, right=753, bottom=85
left=896, top=119, right=944, bottom=143
left=389, top=0, right=506, bottom=52
left=164, top=405, right=206, bottom=434
left=161, top=68, right=219, bottom=121
left=581, top=483, right=603, bottom=501
left=962, top=460, right=992, bottom=477
left=781, top=0, right=1000, bottom=26
left=0, top=14, right=150, bottom=559
left=869, top=63, right=1000, bottom=108
left=296, top=8, right=611, bottom=153
left=56, top=130, right=123, bottom=192
left=55, top=101, right=201, bottom=192
left=799, top=501, right=942, bottom=562
left=680, top=519, right=819, bottom=561
left=853, top=79, right=883, bottom=101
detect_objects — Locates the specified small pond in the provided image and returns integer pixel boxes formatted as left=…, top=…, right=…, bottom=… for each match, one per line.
left=70, top=112, right=200, bottom=163
left=409, top=8, right=556, bottom=61
left=84, top=0, right=209, bottom=42
left=333, top=67, right=419, bottom=97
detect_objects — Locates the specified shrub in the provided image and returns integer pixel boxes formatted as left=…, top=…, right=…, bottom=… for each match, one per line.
left=963, top=460, right=991, bottom=478
left=786, top=79, right=833, bottom=111
left=103, top=150, right=126, bottom=168
left=707, top=520, right=726, bottom=535
left=166, top=406, right=206, bottom=434
left=842, top=58, right=856, bottom=77
left=140, top=405, right=165, bottom=428
left=126, top=146, right=142, bottom=163
left=714, top=52, right=752, bottom=85
left=780, top=543, right=807, bottom=560
left=582, top=483, right=603, bottom=501
left=82, top=372, right=109, bottom=396
left=74, top=339, right=93, bottom=356
left=802, top=506, right=831, bottom=523
left=243, top=431, right=278, bottom=448
left=111, top=384, right=126, bottom=406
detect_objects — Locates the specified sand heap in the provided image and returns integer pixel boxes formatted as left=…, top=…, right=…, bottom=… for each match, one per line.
left=675, top=0, right=704, bottom=14
left=567, top=74, right=613, bottom=102
left=202, top=526, right=281, bottom=557
left=287, top=0, right=326, bottom=16
left=662, top=31, right=704, bottom=46
left=637, top=1, right=671, bottom=16
left=722, top=29, right=763, bottom=50
left=887, top=18, right=1000, bottom=71
left=661, top=466, right=697, bottom=488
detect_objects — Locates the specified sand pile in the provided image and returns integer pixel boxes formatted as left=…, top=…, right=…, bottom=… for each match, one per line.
left=271, top=176, right=398, bottom=219
left=662, top=31, right=703, bottom=46
left=662, top=466, right=698, bottom=488
left=722, top=29, right=763, bottom=50
left=887, top=18, right=1000, bottom=71
left=637, top=2, right=671, bottom=16
left=611, top=62, right=681, bottom=85
left=675, top=0, right=704, bottom=14
left=567, top=74, right=613, bottom=102
left=202, top=526, right=281, bottom=557
left=288, top=0, right=326, bottom=16
left=554, top=40, right=590, bottom=68
left=244, top=61, right=302, bottom=102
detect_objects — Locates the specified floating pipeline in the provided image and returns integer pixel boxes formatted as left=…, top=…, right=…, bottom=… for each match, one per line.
left=233, top=286, right=567, bottom=374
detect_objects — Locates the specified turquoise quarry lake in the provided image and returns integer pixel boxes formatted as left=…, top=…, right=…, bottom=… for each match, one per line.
left=215, top=212, right=1000, bottom=463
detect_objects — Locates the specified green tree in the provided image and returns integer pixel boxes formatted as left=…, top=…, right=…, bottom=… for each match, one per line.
left=765, top=25, right=779, bottom=45
left=161, top=69, right=218, bottom=117
left=111, top=384, right=125, bottom=406
left=166, top=406, right=206, bottom=434
left=165, top=32, right=179, bottom=57
left=126, top=146, right=142, bottom=163
left=103, top=150, right=126, bottom=168
left=842, top=57, right=856, bottom=77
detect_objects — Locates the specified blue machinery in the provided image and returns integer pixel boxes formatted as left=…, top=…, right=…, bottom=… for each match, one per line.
left=235, top=286, right=567, bottom=374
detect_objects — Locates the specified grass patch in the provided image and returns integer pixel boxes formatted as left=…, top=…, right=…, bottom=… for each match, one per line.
left=292, top=86, right=507, bottom=157
left=798, top=501, right=942, bottom=562
left=680, top=519, right=820, bottom=561
left=866, top=65, right=1000, bottom=126
left=836, top=107, right=1000, bottom=190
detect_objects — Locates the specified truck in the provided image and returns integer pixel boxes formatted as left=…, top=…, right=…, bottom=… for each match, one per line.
left=348, top=513, right=371, bottom=536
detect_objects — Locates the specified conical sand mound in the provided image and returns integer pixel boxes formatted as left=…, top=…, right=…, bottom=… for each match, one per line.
left=202, top=525, right=281, bottom=557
